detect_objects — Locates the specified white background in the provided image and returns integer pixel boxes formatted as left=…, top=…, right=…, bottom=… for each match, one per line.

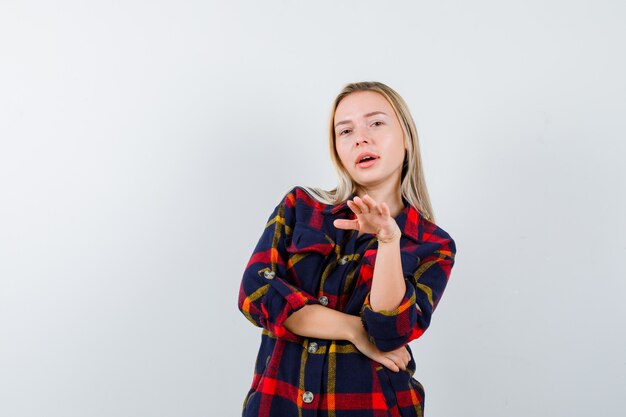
left=1, top=1, right=625, bottom=416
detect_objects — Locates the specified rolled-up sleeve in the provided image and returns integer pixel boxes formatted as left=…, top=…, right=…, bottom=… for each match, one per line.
left=237, top=187, right=320, bottom=342
left=360, top=238, right=456, bottom=351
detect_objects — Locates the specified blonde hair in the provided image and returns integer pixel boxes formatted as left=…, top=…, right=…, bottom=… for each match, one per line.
left=301, top=81, right=436, bottom=223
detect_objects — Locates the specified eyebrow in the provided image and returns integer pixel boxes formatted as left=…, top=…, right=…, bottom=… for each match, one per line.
left=334, top=111, right=388, bottom=128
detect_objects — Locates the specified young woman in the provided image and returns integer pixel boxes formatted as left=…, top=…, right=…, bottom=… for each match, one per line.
left=238, top=81, right=457, bottom=417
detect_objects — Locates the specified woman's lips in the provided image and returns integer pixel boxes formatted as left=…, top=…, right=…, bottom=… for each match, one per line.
left=356, top=158, right=378, bottom=169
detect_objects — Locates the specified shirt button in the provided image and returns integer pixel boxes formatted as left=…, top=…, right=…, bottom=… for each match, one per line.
left=302, top=391, right=314, bottom=403
left=263, top=270, right=275, bottom=280
left=318, top=296, right=329, bottom=306
left=338, top=255, right=349, bottom=265
left=308, top=342, right=319, bottom=353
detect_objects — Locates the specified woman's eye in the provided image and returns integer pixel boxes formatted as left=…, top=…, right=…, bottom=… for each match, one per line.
left=339, top=129, right=351, bottom=136
left=372, top=121, right=383, bottom=127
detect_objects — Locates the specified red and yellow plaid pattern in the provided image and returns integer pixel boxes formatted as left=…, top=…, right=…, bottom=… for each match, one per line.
left=238, top=186, right=456, bottom=416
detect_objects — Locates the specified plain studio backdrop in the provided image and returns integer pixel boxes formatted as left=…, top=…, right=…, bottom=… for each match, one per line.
left=1, top=1, right=624, bottom=416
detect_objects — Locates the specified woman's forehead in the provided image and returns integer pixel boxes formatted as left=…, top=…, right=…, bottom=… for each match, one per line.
left=334, top=91, right=395, bottom=121
left=335, top=91, right=393, bottom=118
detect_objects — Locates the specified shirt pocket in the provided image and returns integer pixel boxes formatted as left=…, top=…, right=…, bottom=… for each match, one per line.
left=285, top=222, right=335, bottom=295
left=284, top=222, right=335, bottom=291
left=285, top=222, right=334, bottom=256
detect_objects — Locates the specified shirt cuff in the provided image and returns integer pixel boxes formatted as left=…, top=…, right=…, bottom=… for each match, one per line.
left=359, top=282, right=420, bottom=351
left=262, top=270, right=321, bottom=342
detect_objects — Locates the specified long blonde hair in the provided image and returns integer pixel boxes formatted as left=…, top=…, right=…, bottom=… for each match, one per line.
left=301, top=81, right=436, bottom=223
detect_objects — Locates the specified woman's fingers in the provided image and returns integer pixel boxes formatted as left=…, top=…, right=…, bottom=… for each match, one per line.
left=346, top=199, right=362, bottom=214
left=385, top=351, right=407, bottom=371
left=400, top=346, right=411, bottom=367
left=351, top=325, right=412, bottom=373
left=361, top=195, right=380, bottom=214
left=380, top=357, right=400, bottom=372
left=397, top=346, right=409, bottom=362
left=388, top=346, right=411, bottom=370
left=347, top=196, right=395, bottom=235
left=368, top=349, right=404, bottom=373
left=378, top=349, right=412, bottom=372
left=352, top=196, right=370, bottom=213
left=380, top=201, right=390, bottom=217
left=333, top=218, right=359, bottom=230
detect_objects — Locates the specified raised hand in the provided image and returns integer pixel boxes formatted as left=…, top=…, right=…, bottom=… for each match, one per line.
left=333, top=194, right=399, bottom=238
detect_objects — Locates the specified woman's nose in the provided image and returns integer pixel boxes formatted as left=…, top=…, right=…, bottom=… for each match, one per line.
left=354, top=128, right=370, bottom=146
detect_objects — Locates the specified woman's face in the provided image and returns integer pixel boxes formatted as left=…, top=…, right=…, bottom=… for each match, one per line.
left=334, top=91, right=407, bottom=191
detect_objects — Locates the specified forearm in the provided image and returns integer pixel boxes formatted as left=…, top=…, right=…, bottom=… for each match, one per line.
left=283, top=304, right=361, bottom=341
left=370, top=224, right=407, bottom=312
left=286, top=301, right=411, bottom=372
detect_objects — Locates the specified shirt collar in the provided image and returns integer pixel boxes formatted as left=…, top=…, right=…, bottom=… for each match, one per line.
left=323, top=193, right=421, bottom=243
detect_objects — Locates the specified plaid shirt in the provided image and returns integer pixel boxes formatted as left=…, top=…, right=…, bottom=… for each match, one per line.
left=238, top=186, right=456, bottom=417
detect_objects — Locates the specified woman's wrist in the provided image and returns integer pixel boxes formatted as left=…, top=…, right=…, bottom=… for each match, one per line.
left=376, top=222, right=401, bottom=243
left=344, top=315, right=364, bottom=343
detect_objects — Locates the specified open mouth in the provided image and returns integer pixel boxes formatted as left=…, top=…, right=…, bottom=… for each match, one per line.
left=356, top=156, right=378, bottom=168
left=355, top=152, right=379, bottom=168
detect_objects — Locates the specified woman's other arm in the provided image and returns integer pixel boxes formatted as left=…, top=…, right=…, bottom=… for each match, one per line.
left=284, top=304, right=410, bottom=372
left=238, top=187, right=322, bottom=342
